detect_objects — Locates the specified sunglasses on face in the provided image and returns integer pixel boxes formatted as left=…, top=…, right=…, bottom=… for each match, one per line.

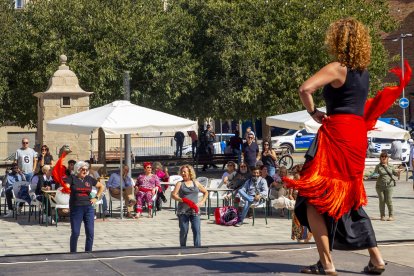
left=22, top=142, right=28, bottom=144
left=80, top=168, right=88, bottom=172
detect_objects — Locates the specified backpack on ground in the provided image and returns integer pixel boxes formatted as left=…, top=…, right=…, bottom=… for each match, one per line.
left=214, top=206, right=238, bottom=226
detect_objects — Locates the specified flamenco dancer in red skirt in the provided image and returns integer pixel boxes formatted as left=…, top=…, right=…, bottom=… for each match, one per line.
left=283, top=18, right=412, bottom=275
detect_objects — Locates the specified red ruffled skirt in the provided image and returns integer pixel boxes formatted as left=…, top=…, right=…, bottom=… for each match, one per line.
left=284, top=114, right=367, bottom=221
left=284, top=61, right=412, bottom=222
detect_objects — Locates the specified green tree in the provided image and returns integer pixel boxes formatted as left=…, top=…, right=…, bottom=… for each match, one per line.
left=0, top=0, right=398, bottom=127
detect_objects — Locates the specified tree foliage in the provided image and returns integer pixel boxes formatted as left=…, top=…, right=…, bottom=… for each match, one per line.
left=0, top=0, right=397, bottom=127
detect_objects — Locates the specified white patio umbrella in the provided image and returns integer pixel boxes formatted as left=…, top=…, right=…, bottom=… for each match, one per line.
left=47, top=100, right=197, bottom=218
left=266, top=107, right=410, bottom=140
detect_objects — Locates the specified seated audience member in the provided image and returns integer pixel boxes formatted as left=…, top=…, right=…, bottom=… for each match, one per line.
left=270, top=166, right=289, bottom=216
left=134, top=162, right=161, bottom=219
left=35, top=165, right=55, bottom=223
left=223, top=162, right=251, bottom=203
left=3, top=163, right=25, bottom=217
left=153, top=162, right=169, bottom=211
left=222, top=161, right=237, bottom=185
left=235, top=166, right=268, bottom=227
left=66, top=159, right=76, bottom=176
left=289, top=164, right=312, bottom=242
left=107, top=164, right=136, bottom=218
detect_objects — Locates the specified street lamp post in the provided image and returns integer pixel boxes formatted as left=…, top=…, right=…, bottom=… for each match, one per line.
left=393, top=33, right=413, bottom=130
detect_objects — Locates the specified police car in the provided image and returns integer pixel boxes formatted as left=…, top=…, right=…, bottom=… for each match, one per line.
left=367, top=138, right=410, bottom=162
left=271, top=129, right=316, bottom=153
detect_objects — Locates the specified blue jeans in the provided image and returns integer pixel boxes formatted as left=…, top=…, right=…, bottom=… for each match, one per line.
left=178, top=214, right=201, bottom=247
left=101, top=194, right=108, bottom=212
left=267, top=166, right=276, bottom=177
left=70, top=205, right=94, bottom=252
left=176, top=143, right=183, bottom=157
left=237, top=189, right=254, bottom=223
left=23, top=172, right=33, bottom=182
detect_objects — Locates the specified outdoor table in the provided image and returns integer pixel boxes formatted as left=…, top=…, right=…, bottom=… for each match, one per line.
left=206, top=187, right=233, bottom=219
left=42, top=190, right=57, bottom=227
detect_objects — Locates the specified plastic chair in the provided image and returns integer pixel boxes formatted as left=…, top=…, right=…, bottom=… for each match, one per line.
left=251, top=199, right=268, bottom=226
left=49, top=187, right=70, bottom=227
left=91, top=187, right=104, bottom=219
left=12, top=181, right=42, bottom=223
left=150, top=190, right=158, bottom=217
left=108, top=180, right=135, bottom=218
left=239, top=197, right=268, bottom=226
left=195, top=177, right=210, bottom=215
left=0, top=184, right=5, bottom=216
left=168, top=175, right=183, bottom=208
left=207, top=178, right=227, bottom=208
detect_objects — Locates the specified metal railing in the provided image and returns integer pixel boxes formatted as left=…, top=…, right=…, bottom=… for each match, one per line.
left=91, top=136, right=193, bottom=157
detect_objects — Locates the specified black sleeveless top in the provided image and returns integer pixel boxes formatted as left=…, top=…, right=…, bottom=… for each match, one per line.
left=323, top=68, right=369, bottom=116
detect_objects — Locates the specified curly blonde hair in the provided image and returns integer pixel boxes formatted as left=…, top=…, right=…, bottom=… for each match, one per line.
left=325, top=18, right=371, bottom=71
left=179, top=164, right=196, bottom=180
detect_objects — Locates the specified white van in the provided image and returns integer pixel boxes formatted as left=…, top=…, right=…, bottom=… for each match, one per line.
left=367, top=138, right=410, bottom=163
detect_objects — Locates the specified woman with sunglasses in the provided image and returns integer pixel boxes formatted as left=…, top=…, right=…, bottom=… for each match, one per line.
left=374, top=153, right=400, bottom=221
left=38, top=145, right=54, bottom=171
left=67, top=161, right=105, bottom=252
left=260, top=140, right=277, bottom=177
left=223, top=162, right=251, bottom=204
left=134, top=162, right=161, bottom=218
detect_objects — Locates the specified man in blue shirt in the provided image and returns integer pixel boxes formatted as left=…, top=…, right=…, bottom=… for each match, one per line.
left=107, top=165, right=136, bottom=218
left=235, top=166, right=268, bottom=227
left=3, top=163, right=25, bottom=218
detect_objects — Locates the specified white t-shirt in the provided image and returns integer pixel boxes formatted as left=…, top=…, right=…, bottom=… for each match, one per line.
left=15, top=148, right=37, bottom=173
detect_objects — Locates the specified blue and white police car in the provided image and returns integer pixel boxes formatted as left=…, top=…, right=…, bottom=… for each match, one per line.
left=271, top=129, right=316, bottom=153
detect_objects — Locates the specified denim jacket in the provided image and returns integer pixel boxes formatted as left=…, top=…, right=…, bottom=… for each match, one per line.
left=239, top=177, right=268, bottom=199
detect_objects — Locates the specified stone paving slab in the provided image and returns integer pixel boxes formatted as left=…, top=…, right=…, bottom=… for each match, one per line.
left=0, top=174, right=413, bottom=257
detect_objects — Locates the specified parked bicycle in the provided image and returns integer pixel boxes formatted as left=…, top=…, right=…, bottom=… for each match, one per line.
left=275, top=146, right=294, bottom=170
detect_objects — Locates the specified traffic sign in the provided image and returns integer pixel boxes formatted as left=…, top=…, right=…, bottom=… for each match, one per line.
left=399, top=97, right=409, bottom=109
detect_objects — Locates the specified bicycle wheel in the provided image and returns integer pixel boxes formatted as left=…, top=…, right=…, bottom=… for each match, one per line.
left=278, top=155, right=294, bottom=170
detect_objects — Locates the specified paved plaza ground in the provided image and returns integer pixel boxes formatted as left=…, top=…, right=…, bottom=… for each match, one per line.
left=0, top=165, right=413, bottom=275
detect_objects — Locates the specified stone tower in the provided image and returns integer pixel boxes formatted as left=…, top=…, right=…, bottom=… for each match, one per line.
left=34, top=55, right=93, bottom=161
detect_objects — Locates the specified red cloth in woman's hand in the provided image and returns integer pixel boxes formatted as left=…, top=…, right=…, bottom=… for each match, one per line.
left=182, top=197, right=199, bottom=213
left=52, top=151, right=71, bottom=194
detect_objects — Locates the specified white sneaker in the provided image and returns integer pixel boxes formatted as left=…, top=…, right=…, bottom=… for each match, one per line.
left=42, top=216, right=55, bottom=224
left=3, top=210, right=13, bottom=218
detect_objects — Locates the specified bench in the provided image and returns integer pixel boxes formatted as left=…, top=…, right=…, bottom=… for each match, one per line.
left=195, top=154, right=239, bottom=171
